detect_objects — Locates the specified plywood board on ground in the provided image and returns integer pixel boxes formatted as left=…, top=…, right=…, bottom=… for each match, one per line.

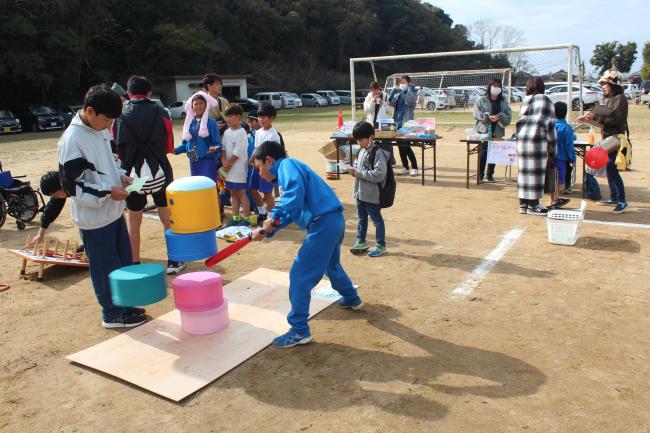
left=66, top=267, right=340, bottom=401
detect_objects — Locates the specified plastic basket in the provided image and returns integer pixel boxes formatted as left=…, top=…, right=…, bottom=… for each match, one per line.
left=546, top=200, right=586, bottom=246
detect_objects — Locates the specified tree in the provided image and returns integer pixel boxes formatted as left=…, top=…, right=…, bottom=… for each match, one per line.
left=641, top=41, right=650, bottom=81
left=467, top=19, right=529, bottom=73
left=591, top=41, right=637, bottom=75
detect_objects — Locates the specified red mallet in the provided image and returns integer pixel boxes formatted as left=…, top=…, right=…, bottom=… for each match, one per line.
left=585, top=147, right=608, bottom=170
left=204, top=235, right=252, bottom=267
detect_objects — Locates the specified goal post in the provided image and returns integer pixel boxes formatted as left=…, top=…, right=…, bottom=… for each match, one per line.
left=350, top=44, right=582, bottom=124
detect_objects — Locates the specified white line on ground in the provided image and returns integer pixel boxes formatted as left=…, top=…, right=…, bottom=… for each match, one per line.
left=451, top=227, right=525, bottom=298
left=584, top=220, right=650, bottom=229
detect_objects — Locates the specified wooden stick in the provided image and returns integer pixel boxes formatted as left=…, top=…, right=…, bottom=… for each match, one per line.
left=81, top=249, right=87, bottom=262
left=20, top=259, right=27, bottom=275
left=63, top=240, right=70, bottom=260
left=54, top=240, right=60, bottom=258
left=25, top=234, right=30, bottom=250
left=37, top=263, right=45, bottom=281
left=74, top=241, right=79, bottom=259
left=41, top=239, right=48, bottom=258
left=33, top=239, right=39, bottom=256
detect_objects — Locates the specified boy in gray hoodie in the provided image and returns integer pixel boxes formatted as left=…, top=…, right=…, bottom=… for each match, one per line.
left=58, top=85, right=145, bottom=328
left=347, top=121, right=388, bottom=257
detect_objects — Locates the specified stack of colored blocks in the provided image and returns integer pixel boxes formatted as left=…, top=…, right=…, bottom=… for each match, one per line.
left=165, top=176, right=229, bottom=334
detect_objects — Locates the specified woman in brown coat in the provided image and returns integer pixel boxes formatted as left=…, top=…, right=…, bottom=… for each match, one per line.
left=577, top=69, right=628, bottom=213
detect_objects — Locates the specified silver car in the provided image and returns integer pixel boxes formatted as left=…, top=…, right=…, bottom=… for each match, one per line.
left=301, top=93, right=328, bottom=107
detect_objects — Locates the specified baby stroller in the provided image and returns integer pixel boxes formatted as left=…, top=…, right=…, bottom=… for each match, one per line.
left=0, top=164, right=44, bottom=230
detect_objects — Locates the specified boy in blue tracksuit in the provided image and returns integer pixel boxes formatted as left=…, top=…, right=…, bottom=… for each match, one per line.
left=251, top=141, right=363, bottom=348
left=553, top=102, right=576, bottom=193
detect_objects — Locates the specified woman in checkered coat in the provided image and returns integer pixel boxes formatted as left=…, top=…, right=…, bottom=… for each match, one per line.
left=516, top=77, right=556, bottom=215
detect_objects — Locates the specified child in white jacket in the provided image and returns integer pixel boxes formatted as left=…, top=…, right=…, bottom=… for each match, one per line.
left=58, top=84, right=145, bottom=329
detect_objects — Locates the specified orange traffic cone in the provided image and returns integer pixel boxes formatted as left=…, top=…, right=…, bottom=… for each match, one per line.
left=337, top=109, right=344, bottom=129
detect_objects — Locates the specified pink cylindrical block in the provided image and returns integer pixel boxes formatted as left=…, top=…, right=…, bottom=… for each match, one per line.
left=180, top=298, right=230, bottom=335
left=172, top=271, right=223, bottom=312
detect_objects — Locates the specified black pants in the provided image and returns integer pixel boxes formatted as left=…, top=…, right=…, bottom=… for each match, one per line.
left=479, top=144, right=495, bottom=178
left=398, top=145, right=418, bottom=170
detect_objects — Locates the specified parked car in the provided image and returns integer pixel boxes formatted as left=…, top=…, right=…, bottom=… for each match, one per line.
left=60, top=105, right=83, bottom=126
left=253, top=92, right=284, bottom=109
left=300, top=93, right=327, bottom=107
left=545, top=84, right=598, bottom=110
left=638, top=81, right=650, bottom=105
left=416, top=87, right=448, bottom=110
left=168, top=101, right=186, bottom=119
left=0, top=109, right=22, bottom=134
left=622, top=83, right=640, bottom=101
left=280, top=92, right=302, bottom=108
left=447, top=87, right=483, bottom=108
left=316, top=90, right=340, bottom=105
left=334, top=90, right=352, bottom=105
left=355, top=89, right=367, bottom=105
left=230, top=98, right=260, bottom=112
left=10, top=105, right=65, bottom=132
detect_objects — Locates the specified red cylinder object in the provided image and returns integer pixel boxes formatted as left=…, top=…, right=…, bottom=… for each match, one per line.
left=337, top=109, right=343, bottom=129
left=585, top=147, right=608, bottom=170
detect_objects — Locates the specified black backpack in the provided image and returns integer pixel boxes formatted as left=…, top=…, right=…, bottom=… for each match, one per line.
left=368, top=146, right=396, bottom=208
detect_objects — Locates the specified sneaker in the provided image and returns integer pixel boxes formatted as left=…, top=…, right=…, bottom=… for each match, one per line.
left=337, top=296, right=364, bottom=310
left=166, top=261, right=186, bottom=275
left=410, top=168, right=419, bottom=177
left=397, top=167, right=409, bottom=176
left=597, top=199, right=617, bottom=206
left=613, top=203, right=628, bottom=214
left=102, top=312, right=147, bottom=329
left=246, top=215, right=258, bottom=226
left=127, top=307, right=146, bottom=315
left=561, top=187, right=573, bottom=194
left=368, top=244, right=386, bottom=257
left=548, top=198, right=571, bottom=210
left=272, top=329, right=313, bottom=348
left=349, top=242, right=369, bottom=254
left=486, top=175, right=495, bottom=183
left=527, top=205, right=548, bottom=216
left=519, top=205, right=528, bottom=214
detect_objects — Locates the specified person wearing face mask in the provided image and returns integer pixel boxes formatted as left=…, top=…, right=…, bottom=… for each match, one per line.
left=388, top=75, right=419, bottom=176
left=473, top=78, right=512, bottom=182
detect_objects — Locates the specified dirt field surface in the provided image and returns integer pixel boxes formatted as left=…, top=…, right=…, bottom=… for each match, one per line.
left=1, top=105, right=650, bottom=432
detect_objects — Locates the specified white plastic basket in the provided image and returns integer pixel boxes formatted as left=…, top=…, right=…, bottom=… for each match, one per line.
left=546, top=200, right=587, bottom=246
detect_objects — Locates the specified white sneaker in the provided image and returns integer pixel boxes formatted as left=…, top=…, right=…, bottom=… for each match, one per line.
left=410, top=169, right=419, bottom=177
left=397, top=168, right=409, bottom=175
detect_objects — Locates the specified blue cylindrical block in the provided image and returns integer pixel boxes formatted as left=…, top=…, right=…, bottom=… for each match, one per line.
left=164, top=229, right=218, bottom=262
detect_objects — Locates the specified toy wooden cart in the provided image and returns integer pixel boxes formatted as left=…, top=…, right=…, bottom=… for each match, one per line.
left=8, top=236, right=89, bottom=281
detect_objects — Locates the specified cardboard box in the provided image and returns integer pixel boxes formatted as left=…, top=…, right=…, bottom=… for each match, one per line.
left=319, top=140, right=345, bottom=160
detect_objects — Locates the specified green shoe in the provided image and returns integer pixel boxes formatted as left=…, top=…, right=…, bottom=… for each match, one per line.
left=349, top=242, right=369, bottom=254
left=368, top=245, right=386, bottom=257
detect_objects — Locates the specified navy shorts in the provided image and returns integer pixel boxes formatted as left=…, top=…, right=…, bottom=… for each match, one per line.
left=248, top=167, right=274, bottom=193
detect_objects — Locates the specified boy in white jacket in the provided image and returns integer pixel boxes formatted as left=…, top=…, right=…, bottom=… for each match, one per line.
left=58, top=85, right=145, bottom=328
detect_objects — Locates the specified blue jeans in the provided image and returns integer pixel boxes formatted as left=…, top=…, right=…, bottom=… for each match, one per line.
left=606, top=151, right=626, bottom=204
left=356, top=199, right=385, bottom=247
left=80, top=216, right=133, bottom=321
left=288, top=211, right=360, bottom=334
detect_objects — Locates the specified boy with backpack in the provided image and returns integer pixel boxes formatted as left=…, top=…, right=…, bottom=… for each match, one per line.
left=347, top=121, right=394, bottom=257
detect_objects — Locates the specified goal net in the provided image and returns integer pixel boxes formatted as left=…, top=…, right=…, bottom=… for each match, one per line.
left=384, top=68, right=511, bottom=112
left=350, top=45, right=582, bottom=126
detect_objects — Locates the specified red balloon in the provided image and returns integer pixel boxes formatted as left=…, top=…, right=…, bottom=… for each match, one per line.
left=585, top=147, right=608, bottom=170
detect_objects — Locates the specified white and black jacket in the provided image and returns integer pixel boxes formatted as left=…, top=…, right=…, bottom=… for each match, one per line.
left=58, top=113, right=126, bottom=230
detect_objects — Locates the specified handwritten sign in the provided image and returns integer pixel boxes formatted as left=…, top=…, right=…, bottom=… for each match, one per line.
left=486, top=141, right=517, bottom=165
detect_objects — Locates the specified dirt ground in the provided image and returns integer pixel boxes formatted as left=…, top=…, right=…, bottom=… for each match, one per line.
left=1, top=105, right=650, bottom=432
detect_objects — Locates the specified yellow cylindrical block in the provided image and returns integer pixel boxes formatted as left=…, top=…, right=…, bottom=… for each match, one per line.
left=166, top=176, right=221, bottom=234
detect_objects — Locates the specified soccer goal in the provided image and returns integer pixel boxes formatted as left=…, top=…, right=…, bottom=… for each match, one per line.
left=350, top=45, right=582, bottom=125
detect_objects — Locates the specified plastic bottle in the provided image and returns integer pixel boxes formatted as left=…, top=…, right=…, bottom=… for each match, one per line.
left=337, top=109, right=343, bottom=129
left=588, top=126, right=595, bottom=145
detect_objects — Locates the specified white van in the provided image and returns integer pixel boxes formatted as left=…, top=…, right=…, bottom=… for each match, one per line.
left=253, top=92, right=283, bottom=109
